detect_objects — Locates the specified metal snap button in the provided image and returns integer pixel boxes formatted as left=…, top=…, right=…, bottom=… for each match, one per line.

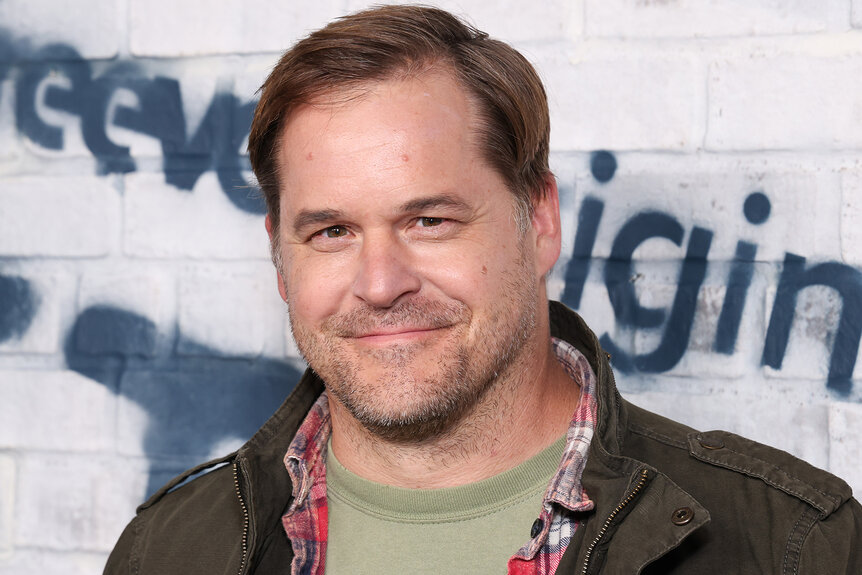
left=530, top=518, right=543, bottom=538
left=672, top=507, right=694, bottom=526
left=698, top=434, right=725, bottom=450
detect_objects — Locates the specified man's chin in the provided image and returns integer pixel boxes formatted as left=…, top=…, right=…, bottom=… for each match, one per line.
left=348, top=400, right=466, bottom=444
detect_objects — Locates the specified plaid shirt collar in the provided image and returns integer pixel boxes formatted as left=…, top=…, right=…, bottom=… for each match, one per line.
left=283, top=337, right=598, bottom=575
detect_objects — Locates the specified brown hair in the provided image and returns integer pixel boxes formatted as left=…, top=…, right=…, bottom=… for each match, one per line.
left=248, top=4, right=551, bottom=242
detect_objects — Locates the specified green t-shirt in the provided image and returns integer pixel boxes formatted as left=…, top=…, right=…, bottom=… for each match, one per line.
left=325, top=435, right=567, bottom=574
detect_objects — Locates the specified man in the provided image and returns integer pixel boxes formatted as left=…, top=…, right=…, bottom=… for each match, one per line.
left=105, top=5, right=862, bottom=574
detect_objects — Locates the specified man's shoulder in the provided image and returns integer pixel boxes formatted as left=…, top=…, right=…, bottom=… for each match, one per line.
left=623, top=399, right=855, bottom=519
left=104, top=457, right=247, bottom=574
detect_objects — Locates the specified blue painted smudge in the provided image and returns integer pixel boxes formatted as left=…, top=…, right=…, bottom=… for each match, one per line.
left=744, top=191, right=771, bottom=225
left=0, top=274, right=39, bottom=344
left=64, top=305, right=303, bottom=495
left=590, top=150, right=617, bottom=183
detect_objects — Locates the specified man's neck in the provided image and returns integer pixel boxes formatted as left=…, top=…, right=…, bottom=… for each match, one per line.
left=328, top=335, right=580, bottom=489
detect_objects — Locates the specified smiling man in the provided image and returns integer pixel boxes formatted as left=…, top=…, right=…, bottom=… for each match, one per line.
left=105, top=5, right=862, bottom=575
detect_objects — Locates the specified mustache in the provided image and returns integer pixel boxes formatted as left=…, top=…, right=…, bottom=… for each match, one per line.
left=323, top=298, right=468, bottom=337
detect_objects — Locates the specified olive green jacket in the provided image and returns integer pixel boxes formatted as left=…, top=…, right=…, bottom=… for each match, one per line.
left=104, top=302, right=862, bottom=574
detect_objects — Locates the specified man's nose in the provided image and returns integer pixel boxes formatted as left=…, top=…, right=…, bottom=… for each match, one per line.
left=352, top=233, right=421, bottom=308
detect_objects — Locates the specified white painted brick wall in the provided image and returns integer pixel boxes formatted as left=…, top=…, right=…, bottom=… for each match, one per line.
left=537, top=46, right=706, bottom=151
left=0, top=0, right=119, bottom=60
left=0, top=551, right=109, bottom=575
left=571, top=157, right=841, bottom=261
left=707, top=39, right=862, bottom=151
left=0, top=371, right=116, bottom=452
left=14, top=454, right=147, bottom=551
left=829, top=401, right=862, bottom=496
left=585, top=0, right=849, bottom=38
left=841, top=171, right=862, bottom=266
left=177, top=265, right=286, bottom=358
left=123, top=172, right=269, bottom=259
left=0, top=177, right=120, bottom=257
left=0, top=80, right=18, bottom=162
left=129, top=0, right=343, bottom=56
left=0, top=271, right=73, bottom=355
left=348, top=0, right=584, bottom=43
left=0, top=455, right=13, bottom=555
left=2, top=2, right=862, bottom=573
left=853, top=0, right=862, bottom=28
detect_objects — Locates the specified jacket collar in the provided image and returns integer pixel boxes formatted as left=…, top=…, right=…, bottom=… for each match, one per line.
left=234, top=301, right=708, bottom=572
left=548, top=301, right=709, bottom=573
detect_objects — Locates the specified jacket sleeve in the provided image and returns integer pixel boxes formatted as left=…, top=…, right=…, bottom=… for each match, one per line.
left=103, top=516, right=139, bottom=575
left=797, top=496, right=862, bottom=574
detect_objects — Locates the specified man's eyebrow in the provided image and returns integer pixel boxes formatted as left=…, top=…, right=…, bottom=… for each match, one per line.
left=398, top=194, right=471, bottom=213
left=292, top=209, right=343, bottom=232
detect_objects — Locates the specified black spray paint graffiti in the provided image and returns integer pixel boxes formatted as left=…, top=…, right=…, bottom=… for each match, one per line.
left=1, top=29, right=262, bottom=213
left=562, top=151, right=862, bottom=395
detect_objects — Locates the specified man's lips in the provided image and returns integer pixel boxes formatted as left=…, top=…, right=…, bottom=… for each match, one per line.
left=347, top=325, right=450, bottom=344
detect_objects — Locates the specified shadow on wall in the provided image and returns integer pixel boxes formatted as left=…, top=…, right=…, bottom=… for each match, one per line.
left=0, top=27, right=262, bottom=214
left=63, top=306, right=303, bottom=496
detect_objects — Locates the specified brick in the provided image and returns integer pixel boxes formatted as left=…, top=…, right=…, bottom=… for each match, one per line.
left=570, top=154, right=841, bottom=262
left=177, top=266, right=285, bottom=358
left=853, top=0, right=862, bottom=28
left=629, top=281, right=762, bottom=378
left=0, top=79, right=18, bottom=162
left=535, top=48, right=705, bottom=151
left=239, top=0, right=344, bottom=54
left=17, top=65, right=99, bottom=158
left=0, top=550, right=108, bottom=575
left=0, top=370, right=116, bottom=452
left=129, top=0, right=240, bottom=57
left=78, top=267, right=173, bottom=316
left=14, top=453, right=148, bottom=551
left=0, top=176, right=119, bottom=257
left=828, top=402, right=862, bottom=496
left=347, top=0, right=583, bottom=43
left=72, top=306, right=158, bottom=358
left=627, top=390, right=830, bottom=470
left=841, top=172, right=862, bottom=267
left=0, top=455, right=13, bottom=554
left=707, top=48, right=862, bottom=151
left=129, top=0, right=341, bottom=57
left=77, top=269, right=174, bottom=356
left=0, top=0, right=118, bottom=62
left=0, top=270, right=73, bottom=355
left=123, top=171, right=269, bottom=259
left=116, top=367, right=302, bottom=458
left=585, top=0, right=848, bottom=38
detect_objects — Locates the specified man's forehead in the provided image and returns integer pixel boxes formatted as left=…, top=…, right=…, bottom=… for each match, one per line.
left=277, top=68, right=481, bottom=153
left=277, top=75, right=482, bottom=184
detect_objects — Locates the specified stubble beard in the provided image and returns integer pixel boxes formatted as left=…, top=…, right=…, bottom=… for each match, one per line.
left=286, top=254, right=539, bottom=445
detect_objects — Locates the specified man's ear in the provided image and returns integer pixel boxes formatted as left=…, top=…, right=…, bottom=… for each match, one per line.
left=265, top=214, right=288, bottom=302
left=531, top=176, right=562, bottom=278
left=265, top=213, right=276, bottom=239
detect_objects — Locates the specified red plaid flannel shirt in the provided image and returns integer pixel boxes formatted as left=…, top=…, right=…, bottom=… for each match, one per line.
left=282, top=338, right=597, bottom=575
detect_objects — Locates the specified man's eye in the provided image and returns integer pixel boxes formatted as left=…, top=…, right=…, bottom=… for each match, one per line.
left=318, top=226, right=347, bottom=238
left=419, top=217, right=445, bottom=227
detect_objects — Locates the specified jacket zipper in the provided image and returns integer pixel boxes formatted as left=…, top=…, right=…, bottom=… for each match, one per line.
left=580, top=468, right=650, bottom=575
left=233, top=461, right=251, bottom=575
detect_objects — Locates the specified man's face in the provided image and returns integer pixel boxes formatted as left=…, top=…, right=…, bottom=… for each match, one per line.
left=272, top=70, right=561, bottom=442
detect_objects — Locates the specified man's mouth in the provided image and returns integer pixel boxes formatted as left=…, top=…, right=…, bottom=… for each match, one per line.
left=350, top=325, right=450, bottom=345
